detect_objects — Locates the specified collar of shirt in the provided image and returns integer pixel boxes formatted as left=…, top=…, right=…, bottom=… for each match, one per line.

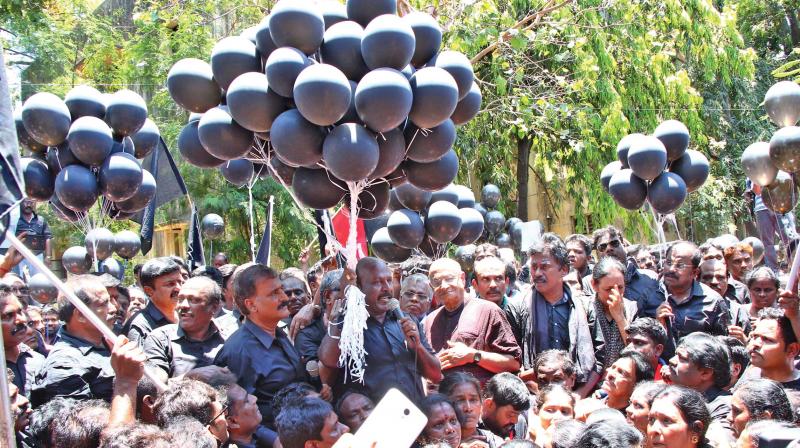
left=145, top=301, right=169, bottom=323
left=59, top=329, right=107, bottom=355
left=243, top=319, right=278, bottom=349
left=172, top=320, right=221, bottom=342
left=663, top=280, right=706, bottom=306
left=442, top=300, right=466, bottom=318
left=19, top=212, right=38, bottom=224
left=703, top=386, right=729, bottom=403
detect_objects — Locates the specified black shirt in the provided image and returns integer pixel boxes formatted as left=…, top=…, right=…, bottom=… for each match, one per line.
left=7, top=343, right=44, bottom=398
left=16, top=213, right=51, bottom=255
left=663, top=281, right=728, bottom=342
left=143, top=322, right=229, bottom=378
left=124, top=301, right=172, bottom=347
left=295, top=317, right=326, bottom=364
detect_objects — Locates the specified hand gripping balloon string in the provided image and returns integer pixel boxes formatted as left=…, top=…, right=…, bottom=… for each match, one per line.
left=337, top=284, right=369, bottom=384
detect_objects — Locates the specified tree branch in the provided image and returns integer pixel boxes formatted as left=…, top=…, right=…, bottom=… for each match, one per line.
left=470, top=0, right=573, bottom=65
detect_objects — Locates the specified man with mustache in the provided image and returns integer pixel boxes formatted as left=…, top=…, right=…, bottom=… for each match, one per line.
left=14, top=198, right=51, bottom=277
left=747, top=307, right=800, bottom=390
left=697, top=259, right=751, bottom=342
left=472, top=256, right=527, bottom=349
left=30, top=275, right=116, bottom=406
left=143, top=276, right=229, bottom=381
left=1, top=287, right=44, bottom=398
left=214, top=264, right=310, bottom=446
left=124, top=257, right=184, bottom=347
left=399, top=273, right=433, bottom=320
left=518, top=235, right=595, bottom=396
left=279, top=268, right=312, bottom=324
left=656, top=241, right=728, bottom=355
left=582, top=226, right=664, bottom=319
left=423, top=257, right=520, bottom=385
left=319, top=257, right=442, bottom=404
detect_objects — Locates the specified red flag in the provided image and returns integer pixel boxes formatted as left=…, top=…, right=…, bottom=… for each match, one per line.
left=331, top=207, right=368, bottom=260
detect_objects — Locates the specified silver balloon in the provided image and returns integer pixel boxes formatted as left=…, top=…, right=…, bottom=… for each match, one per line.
left=481, top=184, right=501, bottom=209
left=99, top=257, right=123, bottom=280
left=62, top=246, right=92, bottom=274
left=765, top=81, right=800, bottom=128
left=485, top=210, right=505, bottom=235
left=85, top=227, right=115, bottom=261
left=28, top=273, right=58, bottom=304
left=202, top=214, right=225, bottom=240
left=741, top=142, right=778, bottom=187
left=762, top=170, right=798, bottom=214
left=769, top=126, right=800, bottom=173
left=742, top=236, right=765, bottom=265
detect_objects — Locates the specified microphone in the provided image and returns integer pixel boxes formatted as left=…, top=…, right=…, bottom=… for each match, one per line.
left=306, top=359, right=319, bottom=379
left=388, top=298, right=406, bottom=320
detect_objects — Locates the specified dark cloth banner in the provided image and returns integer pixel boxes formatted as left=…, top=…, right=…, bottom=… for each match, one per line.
left=187, top=205, right=205, bottom=270
left=255, top=197, right=274, bottom=265
left=0, top=51, right=24, bottom=247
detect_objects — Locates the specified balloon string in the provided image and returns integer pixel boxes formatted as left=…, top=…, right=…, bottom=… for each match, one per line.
left=247, top=177, right=256, bottom=263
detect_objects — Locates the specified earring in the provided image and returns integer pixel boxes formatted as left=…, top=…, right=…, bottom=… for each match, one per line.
left=692, top=436, right=699, bottom=444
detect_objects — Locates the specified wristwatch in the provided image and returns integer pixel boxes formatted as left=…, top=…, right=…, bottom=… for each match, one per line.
left=472, top=351, right=482, bottom=364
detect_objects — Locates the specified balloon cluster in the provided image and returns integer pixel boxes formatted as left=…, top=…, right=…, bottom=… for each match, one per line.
left=740, top=81, right=800, bottom=214
left=600, top=120, right=709, bottom=214
left=60, top=228, right=141, bottom=279
left=167, top=0, right=481, bottom=227
left=16, top=85, right=155, bottom=251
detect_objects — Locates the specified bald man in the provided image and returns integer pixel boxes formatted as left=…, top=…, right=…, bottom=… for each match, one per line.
left=423, top=258, right=521, bottom=384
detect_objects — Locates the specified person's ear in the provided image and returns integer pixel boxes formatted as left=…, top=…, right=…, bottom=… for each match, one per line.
left=471, top=278, right=478, bottom=289
left=483, top=398, right=494, bottom=413
left=143, top=394, right=156, bottom=410
left=690, top=420, right=704, bottom=435
left=787, top=342, right=800, bottom=358
left=244, top=297, right=256, bottom=314
left=654, top=344, right=664, bottom=358
left=142, top=285, right=155, bottom=298
left=699, top=367, right=714, bottom=384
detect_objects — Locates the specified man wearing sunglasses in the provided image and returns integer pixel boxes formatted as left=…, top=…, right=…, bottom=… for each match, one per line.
left=582, top=226, right=664, bottom=319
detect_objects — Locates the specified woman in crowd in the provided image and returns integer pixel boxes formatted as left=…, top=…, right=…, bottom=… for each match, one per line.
left=625, top=381, right=666, bottom=447
left=439, top=372, right=503, bottom=448
left=417, top=394, right=462, bottom=448
left=729, top=379, right=793, bottom=438
left=648, top=386, right=711, bottom=448
left=530, top=384, right=575, bottom=446
left=744, top=267, right=779, bottom=323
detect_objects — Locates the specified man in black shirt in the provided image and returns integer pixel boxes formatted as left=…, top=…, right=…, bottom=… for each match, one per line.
left=747, top=307, right=800, bottom=390
left=14, top=199, right=51, bottom=277
left=472, top=256, right=527, bottom=350
left=124, top=257, right=184, bottom=346
left=1, top=287, right=44, bottom=397
left=295, top=269, right=343, bottom=366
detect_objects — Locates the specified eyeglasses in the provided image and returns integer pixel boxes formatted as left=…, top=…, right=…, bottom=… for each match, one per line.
left=402, top=291, right=430, bottom=302
left=597, top=239, right=621, bottom=252
left=206, top=403, right=229, bottom=426
left=664, top=260, right=690, bottom=271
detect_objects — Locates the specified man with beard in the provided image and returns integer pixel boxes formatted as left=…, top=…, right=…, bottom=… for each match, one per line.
left=279, top=268, right=311, bottom=326
left=124, top=257, right=184, bottom=346
left=14, top=198, right=51, bottom=277
left=423, top=258, right=520, bottom=385
left=480, top=372, right=530, bottom=439
left=747, top=307, right=800, bottom=390
left=565, top=234, right=594, bottom=279
left=472, top=256, right=527, bottom=349
left=143, top=276, right=230, bottom=381
left=319, top=257, right=442, bottom=404
left=582, top=226, right=664, bottom=318
left=656, top=241, right=729, bottom=354
left=31, top=275, right=116, bottom=406
left=1, top=288, right=44, bottom=398
left=215, top=264, right=310, bottom=445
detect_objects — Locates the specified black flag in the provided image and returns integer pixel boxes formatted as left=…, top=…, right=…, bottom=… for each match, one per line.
left=0, top=51, right=25, bottom=247
left=187, top=205, right=205, bottom=270
left=255, top=196, right=274, bottom=265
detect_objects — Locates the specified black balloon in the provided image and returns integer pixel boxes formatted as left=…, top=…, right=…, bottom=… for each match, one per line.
left=600, top=161, right=622, bottom=193
left=269, top=157, right=296, bottom=185
left=28, top=273, right=58, bottom=304
left=116, top=169, right=156, bottom=212
left=104, top=89, right=148, bottom=137
left=321, top=21, right=369, bottom=81
left=114, top=230, right=141, bottom=259
left=405, top=149, right=459, bottom=192
left=210, top=36, right=261, bottom=91
left=265, top=47, right=313, bottom=98
left=22, top=92, right=71, bottom=147
left=388, top=188, right=404, bottom=211
left=324, top=123, right=380, bottom=181
left=268, top=0, right=325, bottom=55
left=371, top=226, right=411, bottom=263
left=65, top=85, right=106, bottom=120
left=21, top=157, right=54, bottom=201
left=15, top=109, right=46, bottom=154
left=654, top=120, right=690, bottom=162
left=348, top=181, right=390, bottom=219
left=628, top=135, right=667, bottom=181
left=615, top=133, right=645, bottom=168
left=320, top=0, right=348, bottom=29
left=451, top=207, right=484, bottom=246
left=355, top=68, right=413, bottom=133
left=409, top=67, right=459, bottom=129
left=167, top=58, right=222, bottom=113
left=669, top=149, right=709, bottom=193
left=405, top=119, right=455, bottom=163
left=271, top=109, right=325, bottom=167
left=474, top=202, right=487, bottom=217
left=99, top=257, right=123, bottom=280
left=485, top=210, right=505, bottom=235
left=404, top=11, right=441, bottom=68
left=454, top=185, right=475, bottom=208
left=608, top=168, right=647, bottom=210
left=198, top=107, right=254, bottom=161
left=647, top=172, right=687, bottom=215
left=202, top=214, right=225, bottom=239
left=495, top=233, right=512, bottom=249
left=387, top=208, right=425, bottom=248
left=481, top=184, right=501, bottom=209
left=220, top=159, right=254, bottom=187
left=505, top=217, right=522, bottom=232
left=361, top=13, right=415, bottom=70
left=62, top=246, right=92, bottom=274
left=387, top=165, right=407, bottom=187
left=425, top=200, right=462, bottom=243
left=254, top=18, right=279, bottom=58
left=46, top=143, right=80, bottom=174
left=454, top=244, right=476, bottom=272
left=85, top=227, right=115, bottom=261
left=68, top=116, right=114, bottom=166
left=369, top=128, right=405, bottom=180
left=432, top=51, right=474, bottom=100
left=347, top=0, right=397, bottom=27
left=50, top=195, right=81, bottom=222
left=178, top=121, right=224, bottom=168
left=227, top=72, right=285, bottom=133
left=55, top=165, right=98, bottom=212
left=430, top=184, right=460, bottom=205
left=292, top=167, right=347, bottom=209
left=294, top=64, right=352, bottom=126
left=394, top=182, right=432, bottom=211
left=99, top=152, right=143, bottom=202
left=131, top=119, right=160, bottom=159
left=451, top=81, right=482, bottom=126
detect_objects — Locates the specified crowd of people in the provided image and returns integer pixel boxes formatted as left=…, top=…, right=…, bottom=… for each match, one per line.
left=3, top=222, right=800, bottom=448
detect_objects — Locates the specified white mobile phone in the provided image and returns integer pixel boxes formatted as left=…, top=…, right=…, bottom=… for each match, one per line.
left=345, top=388, right=428, bottom=448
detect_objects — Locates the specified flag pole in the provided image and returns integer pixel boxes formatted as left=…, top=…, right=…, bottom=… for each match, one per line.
left=267, top=196, right=274, bottom=267
left=3, top=231, right=168, bottom=393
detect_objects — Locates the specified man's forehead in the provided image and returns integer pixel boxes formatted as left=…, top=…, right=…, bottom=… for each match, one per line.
left=699, top=263, right=726, bottom=275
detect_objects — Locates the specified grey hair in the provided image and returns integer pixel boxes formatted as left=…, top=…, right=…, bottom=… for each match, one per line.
left=181, top=276, right=223, bottom=307
left=319, top=269, right=343, bottom=306
left=400, top=273, right=433, bottom=299
left=591, top=256, right=626, bottom=282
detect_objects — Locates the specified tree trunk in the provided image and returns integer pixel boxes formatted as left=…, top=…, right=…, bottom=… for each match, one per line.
left=786, top=8, right=800, bottom=54
left=516, top=135, right=532, bottom=221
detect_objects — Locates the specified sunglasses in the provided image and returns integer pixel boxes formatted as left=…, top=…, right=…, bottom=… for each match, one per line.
left=597, top=239, right=621, bottom=252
